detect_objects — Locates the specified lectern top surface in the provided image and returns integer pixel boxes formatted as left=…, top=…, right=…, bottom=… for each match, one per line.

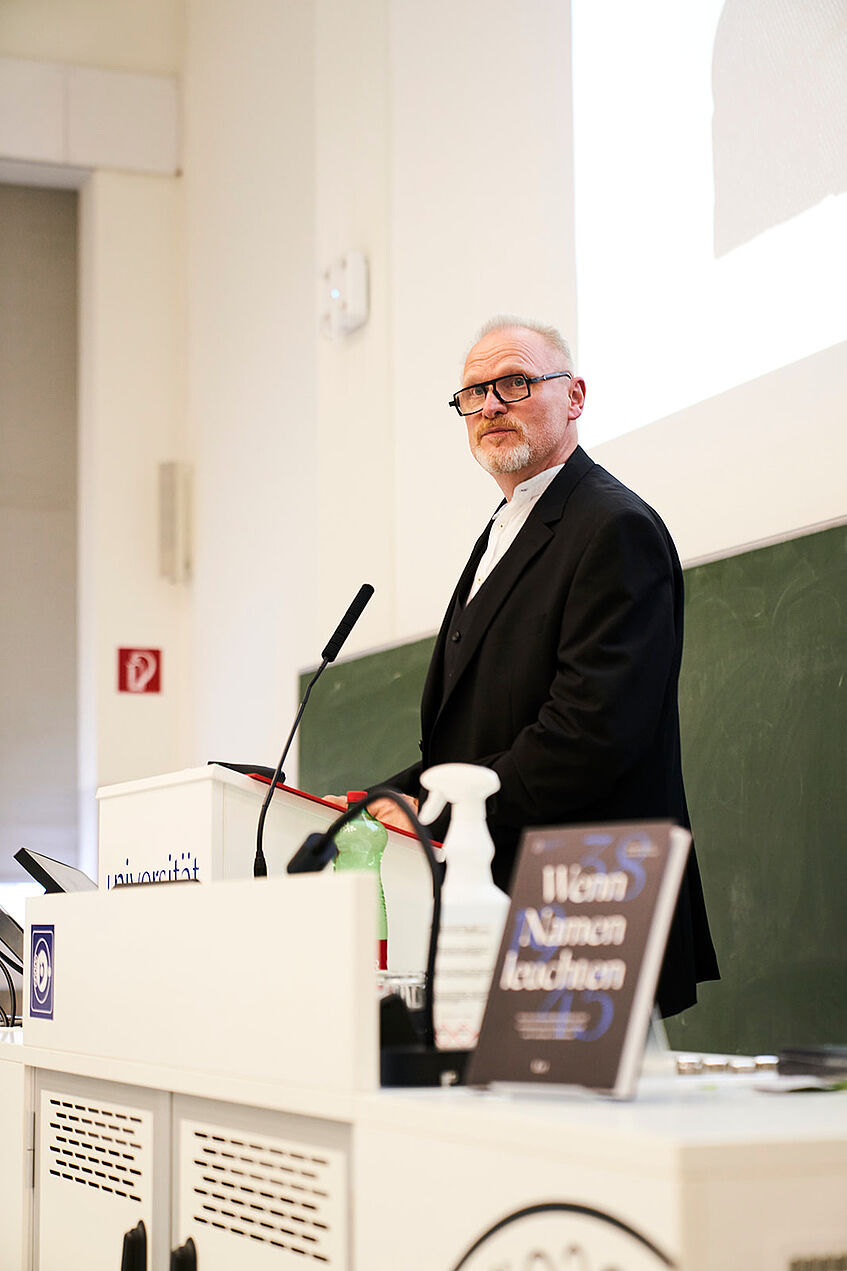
left=96, top=764, right=249, bottom=798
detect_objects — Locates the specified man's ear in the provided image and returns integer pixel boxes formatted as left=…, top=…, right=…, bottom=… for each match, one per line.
left=568, top=377, right=587, bottom=421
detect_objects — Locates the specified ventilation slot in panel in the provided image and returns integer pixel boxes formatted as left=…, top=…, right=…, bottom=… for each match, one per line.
left=44, top=1094, right=146, bottom=1203
left=186, top=1124, right=346, bottom=1265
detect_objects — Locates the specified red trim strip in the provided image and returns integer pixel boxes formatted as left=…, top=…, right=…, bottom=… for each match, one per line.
left=246, top=774, right=439, bottom=846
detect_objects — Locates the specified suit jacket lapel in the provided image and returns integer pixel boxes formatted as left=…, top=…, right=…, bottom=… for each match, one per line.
left=420, top=517, right=494, bottom=737
left=427, top=447, right=595, bottom=733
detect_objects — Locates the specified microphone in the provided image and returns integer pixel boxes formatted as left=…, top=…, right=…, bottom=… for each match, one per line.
left=253, top=583, right=375, bottom=877
left=322, top=584, right=375, bottom=662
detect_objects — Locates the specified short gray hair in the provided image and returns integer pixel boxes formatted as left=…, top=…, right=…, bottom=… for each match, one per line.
left=470, top=314, right=574, bottom=371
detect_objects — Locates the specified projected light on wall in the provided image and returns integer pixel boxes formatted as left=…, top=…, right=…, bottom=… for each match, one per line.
left=571, top=0, right=847, bottom=447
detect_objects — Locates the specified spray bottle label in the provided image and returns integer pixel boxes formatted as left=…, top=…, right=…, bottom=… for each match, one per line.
left=434, top=915, right=505, bottom=1049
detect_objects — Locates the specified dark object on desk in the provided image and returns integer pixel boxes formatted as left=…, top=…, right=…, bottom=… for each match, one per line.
left=0, top=909, right=21, bottom=1027
left=286, top=832, right=338, bottom=874
left=380, top=1044, right=471, bottom=1088
left=379, top=993, right=421, bottom=1048
left=778, top=1045, right=847, bottom=1079
left=0, top=905, right=23, bottom=974
left=210, top=761, right=278, bottom=781
left=14, top=847, right=97, bottom=895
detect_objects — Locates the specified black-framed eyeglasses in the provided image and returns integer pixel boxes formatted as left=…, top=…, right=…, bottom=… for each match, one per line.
left=448, top=371, right=573, bottom=416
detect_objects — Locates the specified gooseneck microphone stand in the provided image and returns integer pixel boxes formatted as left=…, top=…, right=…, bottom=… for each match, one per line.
left=253, top=583, right=374, bottom=877
left=253, top=659, right=327, bottom=877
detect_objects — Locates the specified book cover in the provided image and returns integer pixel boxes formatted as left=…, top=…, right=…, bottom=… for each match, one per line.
left=466, top=821, right=690, bottom=1097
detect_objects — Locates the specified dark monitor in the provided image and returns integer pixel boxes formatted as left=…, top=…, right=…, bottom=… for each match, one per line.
left=14, top=847, right=97, bottom=896
left=0, top=906, right=23, bottom=976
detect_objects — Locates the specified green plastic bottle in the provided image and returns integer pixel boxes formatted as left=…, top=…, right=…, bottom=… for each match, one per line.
left=333, top=791, right=388, bottom=970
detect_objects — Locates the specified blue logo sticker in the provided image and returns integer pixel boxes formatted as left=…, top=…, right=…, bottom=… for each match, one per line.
left=30, top=925, right=54, bottom=1019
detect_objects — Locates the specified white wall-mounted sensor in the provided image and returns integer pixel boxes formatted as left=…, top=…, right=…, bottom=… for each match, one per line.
left=320, top=250, right=369, bottom=339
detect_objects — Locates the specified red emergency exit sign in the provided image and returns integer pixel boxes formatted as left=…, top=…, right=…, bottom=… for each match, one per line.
left=118, top=648, right=162, bottom=694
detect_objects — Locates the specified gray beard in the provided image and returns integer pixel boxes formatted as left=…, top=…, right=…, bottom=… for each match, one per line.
left=473, top=437, right=532, bottom=476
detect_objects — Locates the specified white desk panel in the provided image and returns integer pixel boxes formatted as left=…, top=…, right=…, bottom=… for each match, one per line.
left=23, top=875, right=378, bottom=1095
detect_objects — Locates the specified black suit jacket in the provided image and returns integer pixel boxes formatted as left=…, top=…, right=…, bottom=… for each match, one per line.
left=386, top=447, right=718, bottom=1017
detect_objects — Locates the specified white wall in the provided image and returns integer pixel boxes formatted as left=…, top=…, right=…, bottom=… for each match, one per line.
left=177, top=0, right=579, bottom=777
left=183, top=0, right=319, bottom=772
left=0, top=3, right=186, bottom=872
left=278, top=0, right=579, bottom=655
left=77, top=170, right=188, bottom=870
left=313, top=0, right=395, bottom=651
left=593, top=340, right=847, bottom=566
left=181, top=0, right=845, bottom=780
left=0, top=0, right=183, bottom=75
left=388, top=0, right=578, bottom=636
left=2, top=0, right=844, bottom=832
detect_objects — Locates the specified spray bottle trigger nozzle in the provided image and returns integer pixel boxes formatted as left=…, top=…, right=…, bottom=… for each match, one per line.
left=418, top=791, right=446, bottom=826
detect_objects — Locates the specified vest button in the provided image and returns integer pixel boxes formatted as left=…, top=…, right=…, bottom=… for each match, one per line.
left=451, top=630, right=462, bottom=643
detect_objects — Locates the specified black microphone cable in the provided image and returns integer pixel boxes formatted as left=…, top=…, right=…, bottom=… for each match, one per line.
left=287, top=786, right=441, bottom=1049
left=0, top=955, right=16, bottom=1028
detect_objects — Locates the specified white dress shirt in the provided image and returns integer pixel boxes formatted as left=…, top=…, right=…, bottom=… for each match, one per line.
left=466, top=464, right=564, bottom=604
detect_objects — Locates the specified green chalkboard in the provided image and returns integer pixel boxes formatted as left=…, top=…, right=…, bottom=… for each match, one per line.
left=298, top=635, right=435, bottom=797
left=299, top=524, right=847, bottom=1055
left=665, top=523, right=847, bottom=1055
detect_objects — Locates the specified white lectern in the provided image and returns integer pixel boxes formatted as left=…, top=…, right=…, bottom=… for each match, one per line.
left=0, top=768, right=845, bottom=1270
left=97, top=764, right=432, bottom=971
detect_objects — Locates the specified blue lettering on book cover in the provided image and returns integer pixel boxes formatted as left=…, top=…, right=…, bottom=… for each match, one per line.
left=496, top=827, right=662, bottom=1043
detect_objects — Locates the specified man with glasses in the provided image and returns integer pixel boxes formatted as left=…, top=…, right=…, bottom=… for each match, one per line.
left=372, top=315, right=718, bottom=1017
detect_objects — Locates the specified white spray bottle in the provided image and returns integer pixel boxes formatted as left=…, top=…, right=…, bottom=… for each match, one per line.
left=419, top=763, right=510, bottom=1051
